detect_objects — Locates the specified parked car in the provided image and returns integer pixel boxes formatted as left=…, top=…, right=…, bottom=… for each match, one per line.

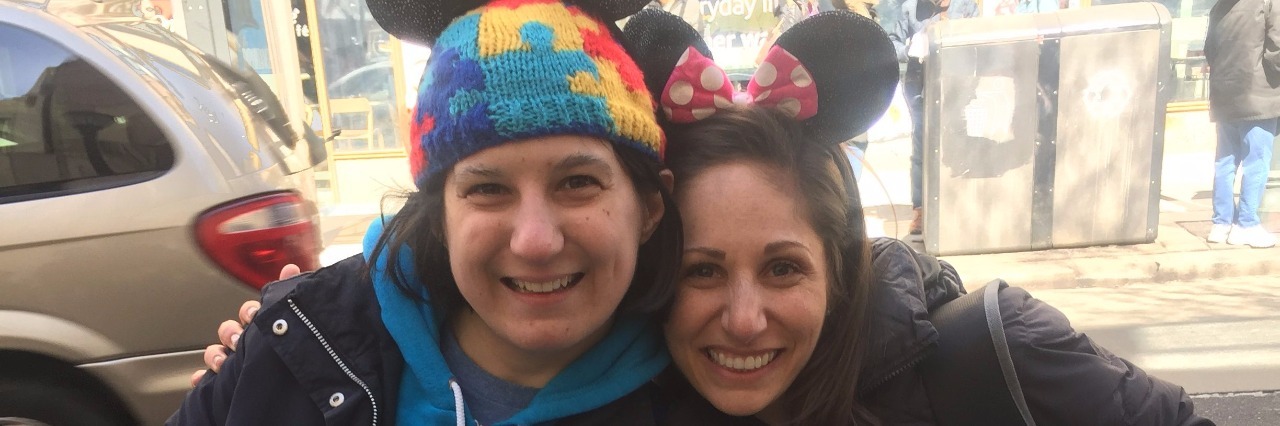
left=0, top=1, right=325, bottom=424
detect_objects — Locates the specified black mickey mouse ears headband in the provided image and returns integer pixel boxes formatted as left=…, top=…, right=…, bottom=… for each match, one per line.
left=623, top=8, right=900, bottom=146
left=366, top=0, right=652, bottom=46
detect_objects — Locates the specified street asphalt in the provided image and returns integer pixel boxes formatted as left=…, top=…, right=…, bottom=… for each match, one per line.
left=1192, top=391, right=1280, bottom=426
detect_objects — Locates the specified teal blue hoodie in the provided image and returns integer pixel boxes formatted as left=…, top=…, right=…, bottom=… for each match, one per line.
left=362, top=218, right=670, bottom=425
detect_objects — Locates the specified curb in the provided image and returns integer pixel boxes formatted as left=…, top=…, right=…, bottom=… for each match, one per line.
left=943, top=243, right=1280, bottom=291
left=932, top=206, right=1280, bottom=291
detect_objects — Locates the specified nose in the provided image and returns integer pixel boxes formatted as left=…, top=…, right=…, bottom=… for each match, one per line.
left=509, top=195, right=564, bottom=263
left=722, top=280, right=767, bottom=343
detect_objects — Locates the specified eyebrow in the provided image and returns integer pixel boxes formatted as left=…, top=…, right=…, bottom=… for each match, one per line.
left=454, top=152, right=611, bottom=179
left=683, top=247, right=726, bottom=260
left=555, top=152, right=612, bottom=172
left=455, top=165, right=503, bottom=180
left=684, top=241, right=811, bottom=259
left=764, top=240, right=812, bottom=256
left=757, top=239, right=808, bottom=252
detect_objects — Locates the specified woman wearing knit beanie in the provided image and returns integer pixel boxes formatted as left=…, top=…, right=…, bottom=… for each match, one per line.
left=171, top=1, right=679, bottom=424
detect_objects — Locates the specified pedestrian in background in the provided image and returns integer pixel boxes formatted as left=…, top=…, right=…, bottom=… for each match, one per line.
left=835, top=0, right=878, bottom=182
left=889, top=0, right=977, bottom=236
left=1204, top=0, right=1279, bottom=248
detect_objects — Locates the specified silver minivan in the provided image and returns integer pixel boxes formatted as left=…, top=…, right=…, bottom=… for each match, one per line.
left=0, top=1, right=325, bottom=424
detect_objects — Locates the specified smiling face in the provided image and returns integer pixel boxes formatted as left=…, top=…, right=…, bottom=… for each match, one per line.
left=665, top=162, right=829, bottom=419
left=443, top=135, right=664, bottom=384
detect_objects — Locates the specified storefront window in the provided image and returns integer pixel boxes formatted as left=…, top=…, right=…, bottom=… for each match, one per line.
left=223, top=0, right=274, bottom=77
left=312, top=0, right=401, bottom=154
left=1095, top=0, right=1210, bottom=103
left=702, top=0, right=787, bottom=75
left=620, top=1, right=821, bottom=78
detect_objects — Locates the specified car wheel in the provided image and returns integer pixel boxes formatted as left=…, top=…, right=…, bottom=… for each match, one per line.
left=0, top=378, right=130, bottom=426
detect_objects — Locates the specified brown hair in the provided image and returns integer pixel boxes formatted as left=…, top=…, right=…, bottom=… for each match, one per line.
left=665, top=106, right=875, bottom=425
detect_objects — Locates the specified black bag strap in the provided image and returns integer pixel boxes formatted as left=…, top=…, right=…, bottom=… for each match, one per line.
left=920, top=280, right=1036, bottom=426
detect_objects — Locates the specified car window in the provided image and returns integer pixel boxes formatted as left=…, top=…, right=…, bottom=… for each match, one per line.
left=0, top=23, right=173, bottom=203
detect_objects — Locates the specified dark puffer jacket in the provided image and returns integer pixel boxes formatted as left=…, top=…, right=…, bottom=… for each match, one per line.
left=857, top=238, right=1210, bottom=425
left=1205, top=0, right=1280, bottom=122
left=664, top=238, right=1214, bottom=425
left=168, top=256, right=666, bottom=426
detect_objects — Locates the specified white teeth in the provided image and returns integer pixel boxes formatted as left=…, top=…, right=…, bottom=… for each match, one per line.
left=708, top=349, right=777, bottom=372
left=512, top=276, right=573, bottom=293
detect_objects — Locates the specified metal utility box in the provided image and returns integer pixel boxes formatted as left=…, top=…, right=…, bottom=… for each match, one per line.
left=922, top=3, right=1172, bottom=255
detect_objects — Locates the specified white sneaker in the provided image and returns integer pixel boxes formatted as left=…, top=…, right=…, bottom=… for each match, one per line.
left=1226, top=225, right=1277, bottom=248
left=1207, top=224, right=1232, bottom=244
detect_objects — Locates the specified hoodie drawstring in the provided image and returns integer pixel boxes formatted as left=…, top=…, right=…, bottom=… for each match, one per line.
left=450, top=379, right=465, bottom=426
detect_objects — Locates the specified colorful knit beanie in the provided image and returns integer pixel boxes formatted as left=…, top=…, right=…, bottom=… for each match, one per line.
left=393, top=0, right=665, bottom=186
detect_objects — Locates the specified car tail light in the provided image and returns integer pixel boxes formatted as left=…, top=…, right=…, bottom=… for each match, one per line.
left=196, top=192, right=320, bottom=289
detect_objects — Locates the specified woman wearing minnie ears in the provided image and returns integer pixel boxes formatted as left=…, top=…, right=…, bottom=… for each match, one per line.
left=171, top=0, right=683, bottom=424
left=623, top=9, right=1212, bottom=425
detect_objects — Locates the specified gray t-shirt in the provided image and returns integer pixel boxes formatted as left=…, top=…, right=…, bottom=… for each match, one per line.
left=442, top=331, right=541, bottom=424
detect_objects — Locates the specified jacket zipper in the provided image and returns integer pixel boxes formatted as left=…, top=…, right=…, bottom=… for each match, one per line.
left=288, top=299, right=380, bottom=426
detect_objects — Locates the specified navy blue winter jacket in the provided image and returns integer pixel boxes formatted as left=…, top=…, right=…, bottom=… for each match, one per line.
left=167, top=254, right=666, bottom=426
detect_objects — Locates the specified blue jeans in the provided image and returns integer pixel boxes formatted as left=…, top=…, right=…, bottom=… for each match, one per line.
left=1213, top=118, right=1276, bottom=228
left=905, top=62, right=925, bottom=209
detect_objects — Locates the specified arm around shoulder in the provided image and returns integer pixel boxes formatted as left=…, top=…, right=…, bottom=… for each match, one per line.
left=168, top=318, right=327, bottom=425
left=995, top=287, right=1215, bottom=426
left=167, top=330, right=248, bottom=425
left=169, top=271, right=316, bottom=425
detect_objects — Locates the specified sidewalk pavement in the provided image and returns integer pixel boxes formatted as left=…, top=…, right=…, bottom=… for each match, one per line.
left=1027, top=276, right=1280, bottom=394
left=318, top=117, right=1279, bottom=292
left=853, top=115, right=1279, bottom=292
left=316, top=203, right=381, bottom=265
left=932, top=206, right=1280, bottom=292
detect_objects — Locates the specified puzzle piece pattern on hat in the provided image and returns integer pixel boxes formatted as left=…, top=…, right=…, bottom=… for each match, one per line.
left=409, top=0, right=661, bottom=182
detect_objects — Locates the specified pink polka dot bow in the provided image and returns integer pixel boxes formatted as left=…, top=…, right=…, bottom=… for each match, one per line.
left=661, top=46, right=818, bottom=123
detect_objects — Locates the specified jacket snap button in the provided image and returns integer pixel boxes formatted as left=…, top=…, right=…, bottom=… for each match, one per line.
left=329, top=392, right=344, bottom=407
left=272, top=319, right=288, bottom=335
